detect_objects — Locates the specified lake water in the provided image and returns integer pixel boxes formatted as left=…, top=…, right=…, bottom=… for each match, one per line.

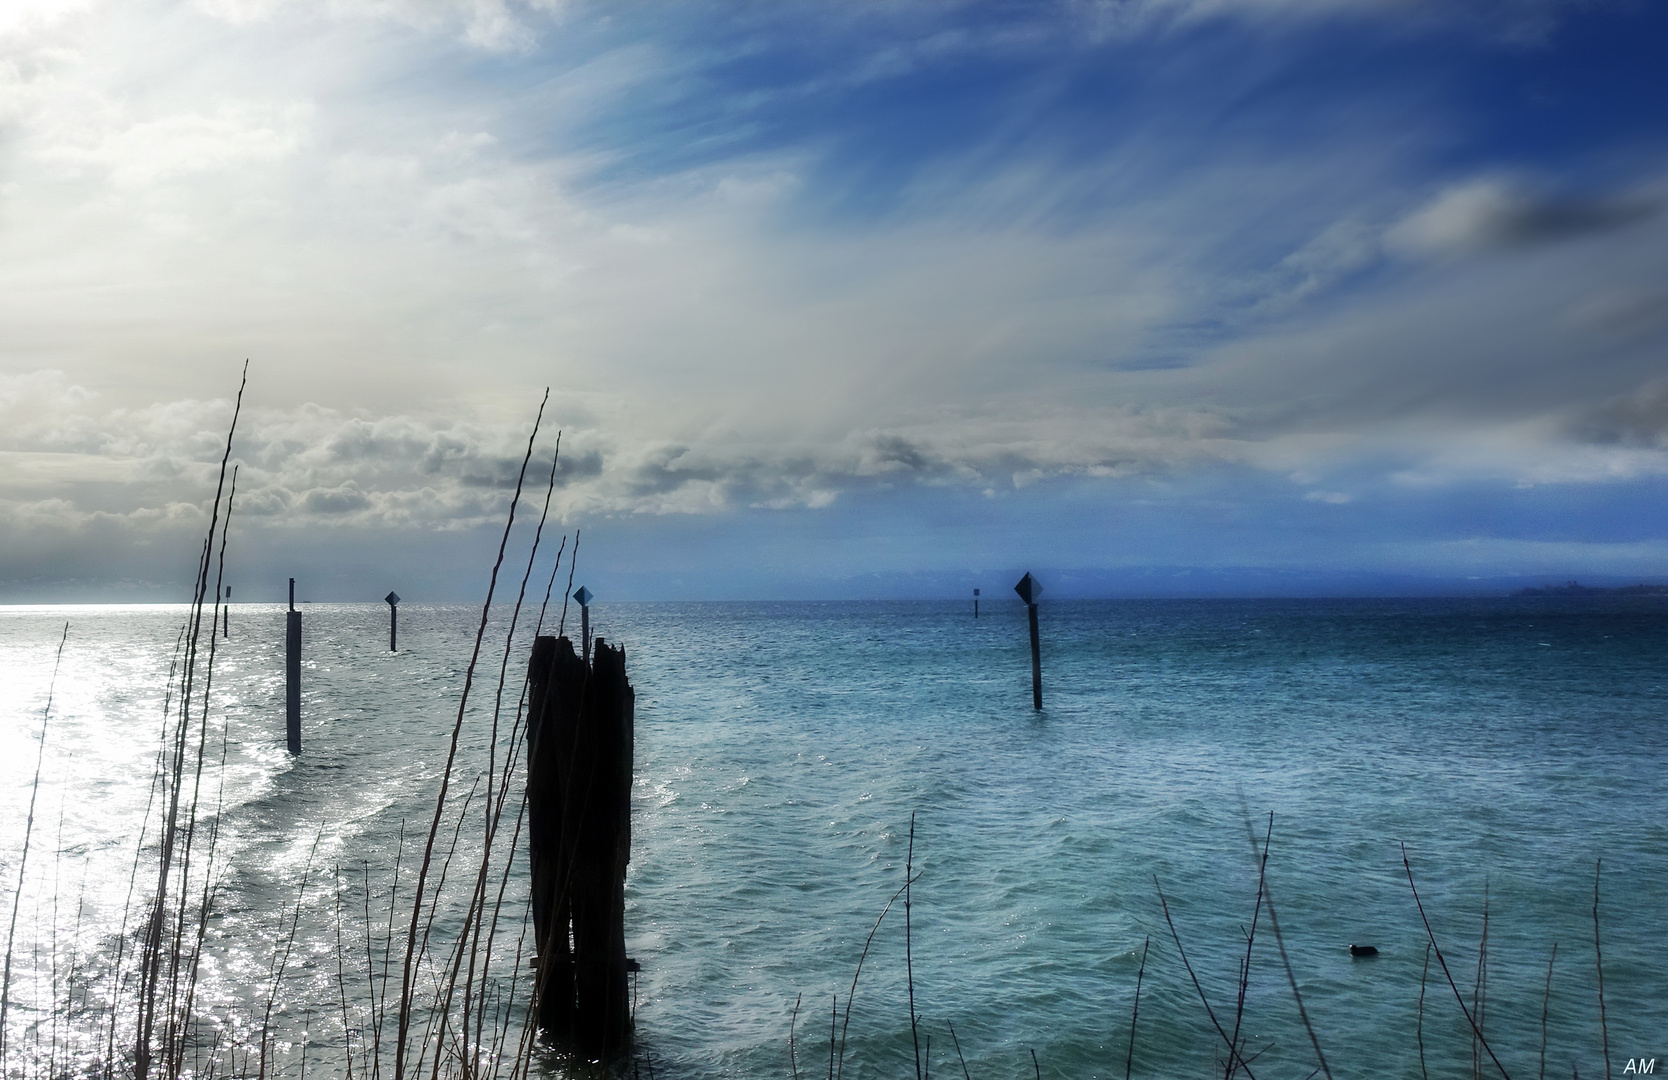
left=2, top=597, right=1665, bottom=1078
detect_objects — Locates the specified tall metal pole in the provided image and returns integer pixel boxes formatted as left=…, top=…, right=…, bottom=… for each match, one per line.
left=286, top=578, right=301, bottom=754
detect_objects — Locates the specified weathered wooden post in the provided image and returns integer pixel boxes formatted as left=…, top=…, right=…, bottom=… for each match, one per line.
left=223, top=586, right=230, bottom=638
left=1014, top=572, right=1042, bottom=710
left=973, top=587, right=980, bottom=619
left=285, top=578, right=301, bottom=754
left=385, top=591, right=400, bottom=652
left=524, top=631, right=634, bottom=1058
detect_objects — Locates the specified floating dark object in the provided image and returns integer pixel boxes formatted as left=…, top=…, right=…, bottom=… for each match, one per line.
left=1349, top=944, right=1379, bottom=957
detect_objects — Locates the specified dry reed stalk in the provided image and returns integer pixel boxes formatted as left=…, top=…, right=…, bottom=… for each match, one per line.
left=105, top=624, right=186, bottom=1080
left=1400, top=843, right=1511, bottom=1080
left=1030, top=1047, right=1039, bottom=1080
left=1125, top=936, right=1149, bottom=1080
left=0, top=620, right=68, bottom=1071
left=907, top=812, right=921, bottom=1080
left=448, top=438, right=563, bottom=1080
left=1539, top=942, right=1557, bottom=1080
left=790, top=992, right=802, bottom=1080
left=1474, top=882, right=1491, bottom=1080
left=1226, top=816, right=1272, bottom=1080
left=948, top=1021, right=971, bottom=1080
left=835, top=871, right=923, bottom=1080
left=257, top=831, right=323, bottom=1080
left=1593, top=861, right=1609, bottom=1080
left=1418, top=941, right=1431, bottom=1080
left=1239, top=812, right=1330, bottom=1080
left=1154, top=880, right=1257, bottom=1080
left=136, top=362, right=245, bottom=1080
left=393, top=389, right=546, bottom=1080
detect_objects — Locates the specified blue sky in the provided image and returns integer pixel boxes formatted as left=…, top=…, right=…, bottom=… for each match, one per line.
left=1, top=0, right=1666, bottom=600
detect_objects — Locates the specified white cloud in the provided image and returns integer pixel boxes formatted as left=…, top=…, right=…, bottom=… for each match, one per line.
left=1386, top=177, right=1658, bottom=258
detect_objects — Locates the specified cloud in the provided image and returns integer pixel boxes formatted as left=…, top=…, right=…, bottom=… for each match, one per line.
left=1570, top=379, right=1668, bottom=449
left=1386, top=178, right=1659, bottom=258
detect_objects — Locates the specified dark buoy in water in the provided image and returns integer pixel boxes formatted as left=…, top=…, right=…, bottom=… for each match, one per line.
left=1349, top=944, right=1379, bottom=957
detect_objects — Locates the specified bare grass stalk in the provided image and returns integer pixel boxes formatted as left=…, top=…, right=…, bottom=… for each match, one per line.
left=393, top=390, right=546, bottom=1080
left=1239, top=812, right=1330, bottom=1080
left=789, top=992, right=802, bottom=1080
left=1540, top=943, right=1557, bottom=1080
left=948, top=1021, right=971, bottom=1080
left=1125, top=937, right=1149, bottom=1080
left=1400, top=843, right=1511, bottom=1080
left=836, top=872, right=922, bottom=1080
left=906, top=813, right=921, bottom=1080
left=0, top=620, right=68, bottom=1070
left=1154, top=880, right=1256, bottom=1080
left=1593, top=862, right=1609, bottom=1080
left=1417, top=942, right=1431, bottom=1080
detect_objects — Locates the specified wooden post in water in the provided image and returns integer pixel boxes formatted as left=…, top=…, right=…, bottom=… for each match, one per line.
left=973, top=588, right=980, bottom=619
left=385, top=591, right=400, bottom=652
left=524, top=631, right=634, bottom=1058
left=285, top=578, right=301, bottom=754
left=1014, top=572, right=1043, bottom=710
left=223, top=586, right=230, bottom=638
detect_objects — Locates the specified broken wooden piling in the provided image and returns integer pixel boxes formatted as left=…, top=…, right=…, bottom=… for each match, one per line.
left=524, top=632, right=635, bottom=1058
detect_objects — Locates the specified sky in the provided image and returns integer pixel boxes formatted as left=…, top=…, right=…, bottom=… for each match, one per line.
left=2, top=0, right=1666, bottom=601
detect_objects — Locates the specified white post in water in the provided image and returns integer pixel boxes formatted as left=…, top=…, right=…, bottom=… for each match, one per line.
left=573, top=585, right=593, bottom=662
left=1014, top=572, right=1043, bottom=710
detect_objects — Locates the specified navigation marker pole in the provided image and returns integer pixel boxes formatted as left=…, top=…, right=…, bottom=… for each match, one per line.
left=224, top=585, right=231, bottom=638
left=386, top=591, right=401, bottom=652
left=973, top=588, right=980, bottom=619
left=1014, top=572, right=1043, bottom=710
left=573, top=585, right=594, bottom=662
left=286, top=578, right=302, bottom=753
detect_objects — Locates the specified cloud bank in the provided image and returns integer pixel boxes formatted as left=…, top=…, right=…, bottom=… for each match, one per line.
left=2, top=0, right=1666, bottom=597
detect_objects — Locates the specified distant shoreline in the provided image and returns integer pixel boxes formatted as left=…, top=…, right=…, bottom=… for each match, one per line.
left=1512, top=581, right=1668, bottom=597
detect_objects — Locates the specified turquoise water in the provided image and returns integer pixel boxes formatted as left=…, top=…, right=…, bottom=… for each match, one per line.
left=2, top=597, right=1665, bottom=1078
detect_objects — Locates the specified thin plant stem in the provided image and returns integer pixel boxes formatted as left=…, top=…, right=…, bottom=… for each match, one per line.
left=0, top=621, right=68, bottom=1071
left=1125, top=937, right=1149, bottom=1080
left=1418, top=941, right=1431, bottom=1080
left=1155, top=880, right=1256, bottom=1080
left=949, top=1021, right=971, bottom=1080
left=1400, top=844, right=1511, bottom=1080
left=836, top=872, right=922, bottom=1080
left=394, top=390, right=546, bottom=1080
left=789, top=993, right=801, bottom=1080
left=1540, top=942, right=1557, bottom=1080
left=907, top=813, right=921, bottom=1080
left=1593, top=861, right=1609, bottom=1080
left=1241, top=811, right=1331, bottom=1080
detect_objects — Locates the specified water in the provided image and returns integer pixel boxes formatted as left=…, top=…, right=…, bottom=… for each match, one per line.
left=2, top=597, right=1665, bottom=1078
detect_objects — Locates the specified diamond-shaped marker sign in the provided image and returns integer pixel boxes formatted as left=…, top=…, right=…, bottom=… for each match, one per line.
left=1013, top=572, right=1042, bottom=605
left=573, top=585, right=593, bottom=606
left=385, top=591, right=401, bottom=606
